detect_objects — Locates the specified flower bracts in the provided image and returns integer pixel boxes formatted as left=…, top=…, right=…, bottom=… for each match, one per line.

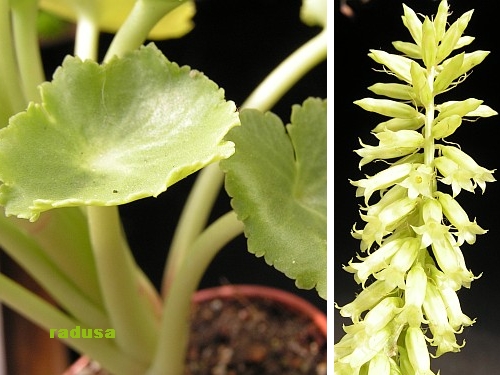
left=334, top=1, right=497, bottom=374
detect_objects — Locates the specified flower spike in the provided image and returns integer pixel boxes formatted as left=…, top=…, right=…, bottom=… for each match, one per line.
left=335, top=1, right=496, bottom=373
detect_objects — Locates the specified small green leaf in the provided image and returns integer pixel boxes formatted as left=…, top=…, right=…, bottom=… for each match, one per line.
left=221, top=98, right=327, bottom=299
left=0, top=44, right=239, bottom=221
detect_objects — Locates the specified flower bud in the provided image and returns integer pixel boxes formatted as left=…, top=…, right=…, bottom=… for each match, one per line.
left=402, top=4, right=423, bottom=45
left=455, top=36, right=474, bottom=49
left=369, top=50, right=413, bottom=83
left=355, top=98, right=419, bottom=119
left=421, top=17, right=437, bottom=68
left=434, top=98, right=482, bottom=122
left=368, top=83, right=414, bottom=101
left=433, top=0, right=449, bottom=42
left=432, top=114, right=461, bottom=139
left=434, top=53, right=464, bottom=94
left=372, top=116, right=425, bottom=133
left=410, top=62, right=432, bottom=107
left=392, top=41, right=422, bottom=59
left=464, top=104, right=498, bottom=118
left=436, top=10, right=473, bottom=63
left=454, top=50, right=490, bottom=78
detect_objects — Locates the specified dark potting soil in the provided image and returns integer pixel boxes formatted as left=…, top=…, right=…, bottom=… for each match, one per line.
left=68, top=296, right=327, bottom=375
left=185, top=296, right=327, bottom=375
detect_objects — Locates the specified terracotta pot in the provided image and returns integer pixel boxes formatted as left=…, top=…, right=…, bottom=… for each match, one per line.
left=193, top=284, right=327, bottom=336
left=63, top=285, right=327, bottom=374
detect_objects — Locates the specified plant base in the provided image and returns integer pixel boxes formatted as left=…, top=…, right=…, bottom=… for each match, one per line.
left=64, top=285, right=327, bottom=375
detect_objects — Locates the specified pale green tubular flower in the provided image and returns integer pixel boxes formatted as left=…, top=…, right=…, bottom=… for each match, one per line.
left=350, top=163, right=413, bottom=205
left=338, top=279, right=396, bottom=323
left=335, top=0, right=496, bottom=373
left=436, top=191, right=487, bottom=245
left=344, top=237, right=406, bottom=285
left=374, top=237, right=421, bottom=289
left=439, top=145, right=496, bottom=192
left=396, top=264, right=427, bottom=328
left=363, top=185, right=408, bottom=217
left=434, top=155, right=475, bottom=196
left=426, top=260, right=476, bottom=320
left=355, top=129, right=424, bottom=168
left=405, top=327, right=433, bottom=375
left=358, top=196, right=418, bottom=250
left=423, top=281, right=466, bottom=357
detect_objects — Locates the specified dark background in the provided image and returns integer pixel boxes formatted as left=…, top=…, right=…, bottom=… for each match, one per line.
left=335, top=1, right=500, bottom=373
left=41, top=0, right=327, bottom=311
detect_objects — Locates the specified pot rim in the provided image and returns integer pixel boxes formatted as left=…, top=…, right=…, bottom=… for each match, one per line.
left=193, top=284, right=327, bottom=336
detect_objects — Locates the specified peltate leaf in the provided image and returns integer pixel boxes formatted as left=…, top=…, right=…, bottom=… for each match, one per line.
left=301, top=0, right=327, bottom=29
left=40, top=0, right=195, bottom=39
left=0, top=43, right=239, bottom=221
left=221, top=98, right=327, bottom=299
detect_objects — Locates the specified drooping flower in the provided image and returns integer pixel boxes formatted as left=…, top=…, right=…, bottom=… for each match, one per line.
left=374, top=237, right=421, bottom=289
left=412, top=198, right=450, bottom=248
left=405, top=327, right=433, bottom=374
left=357, top=196, right=417, bottom=250
left=435, top=155, right=475, bottom=196
left=355, top=129, right=423, bottom=167
left=363, top=297, right=402, bottom=335
left=344, top=237, right=405, bottom=285
left=439, top=145, right=496, bottom=193
left=436, top=191, right=487, bottom=245
left=338, top=279, right=396, bottom=323
left=350, top=163, right=413, bottom=205
left=397, top=263, right=427, bottom=327
left=423, top=281, right=466, bottom=356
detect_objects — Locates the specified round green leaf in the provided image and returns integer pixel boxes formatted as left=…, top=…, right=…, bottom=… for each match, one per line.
left=0, top=43, right=239, bottom=221
left=221, top=98, right=327, bottom=299
left=40, top=0, right=196, bottom=40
